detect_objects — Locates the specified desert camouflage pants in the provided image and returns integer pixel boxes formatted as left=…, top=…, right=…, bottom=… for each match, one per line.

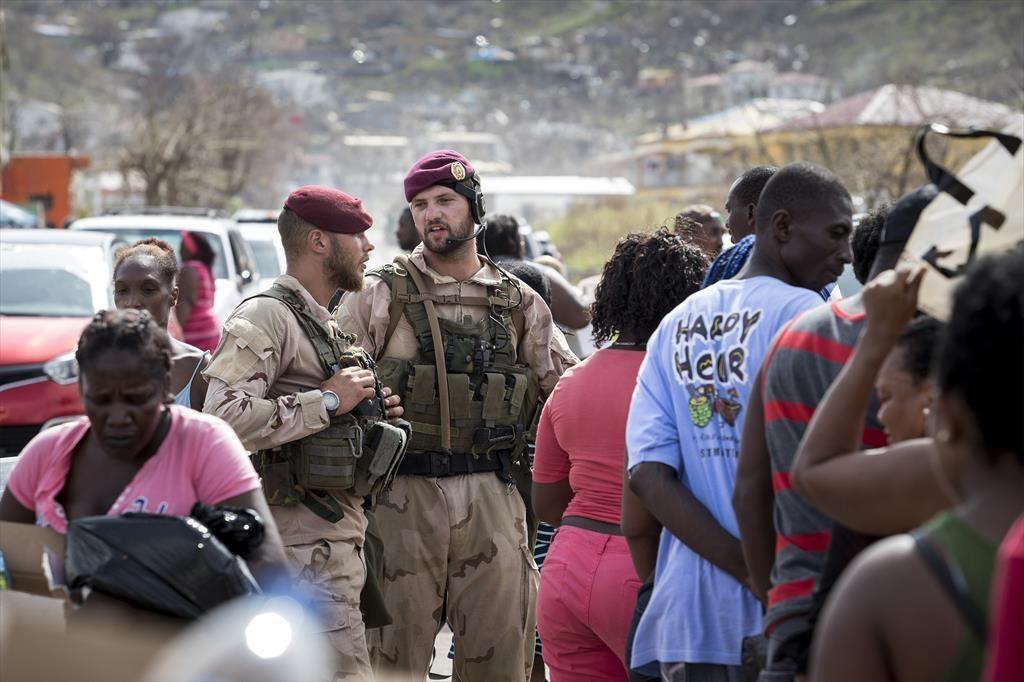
left=274, top=503, right=373, bottom=681
left=371, top=471, right=539, bottom=681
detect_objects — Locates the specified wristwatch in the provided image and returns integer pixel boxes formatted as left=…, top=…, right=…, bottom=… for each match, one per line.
left=321, top=390, right=340, bottom=415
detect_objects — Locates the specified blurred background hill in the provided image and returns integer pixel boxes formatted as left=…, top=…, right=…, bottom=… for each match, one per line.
left=1, top=0, right=1021, bottom=275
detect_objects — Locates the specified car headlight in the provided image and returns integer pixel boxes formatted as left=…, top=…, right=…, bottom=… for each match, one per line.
left=43, top=351, right=79, bottom=385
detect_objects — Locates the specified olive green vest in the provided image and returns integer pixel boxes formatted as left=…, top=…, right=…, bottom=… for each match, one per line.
left=369, top=257, right=542, bottom=466
left=249, top=284, right=405, bottom=522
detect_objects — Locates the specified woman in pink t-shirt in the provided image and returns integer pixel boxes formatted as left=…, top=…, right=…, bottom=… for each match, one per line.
left=533, top=230, right=708, bottom=681
left=176, top=230, right=221, bottom=352
left=0, top=309, right=286, bottom=587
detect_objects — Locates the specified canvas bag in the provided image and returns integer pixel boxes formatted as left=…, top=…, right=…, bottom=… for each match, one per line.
left=900, top=114, right=1024, bottom=320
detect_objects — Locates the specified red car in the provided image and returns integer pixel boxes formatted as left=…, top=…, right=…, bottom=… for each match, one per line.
left=0, top=229, right=125, bottom=458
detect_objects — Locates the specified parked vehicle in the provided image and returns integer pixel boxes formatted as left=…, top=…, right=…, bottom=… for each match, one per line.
left=71, top=209, right=260, bottom=323
left=234, top=210, right=286, bottom=291
left=0, top=229, right=126, bottom=457
left=0, top=199, right=39, bottom=228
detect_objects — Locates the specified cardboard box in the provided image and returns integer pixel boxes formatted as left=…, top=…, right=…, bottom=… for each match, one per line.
left=0, top=521, right=65, bottom=597
left=1, top=593, right=170, bottom=682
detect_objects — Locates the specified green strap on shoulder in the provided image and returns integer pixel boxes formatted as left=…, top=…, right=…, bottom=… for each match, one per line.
left=250, top=284, right=340, bottom=377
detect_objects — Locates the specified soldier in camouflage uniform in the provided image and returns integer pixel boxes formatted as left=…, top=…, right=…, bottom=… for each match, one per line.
left=204, top=186, right=404, bottom=680
left=337, top=150, right=577, bottom=681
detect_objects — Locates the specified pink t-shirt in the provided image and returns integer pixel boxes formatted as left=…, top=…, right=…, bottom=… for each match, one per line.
left=533, top=347, right=646, bottom=526
left=8, top=405, right=259, bottom=533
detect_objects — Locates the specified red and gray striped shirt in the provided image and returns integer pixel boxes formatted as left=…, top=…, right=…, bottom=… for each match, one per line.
left=761, top=299, right=887, bottom=633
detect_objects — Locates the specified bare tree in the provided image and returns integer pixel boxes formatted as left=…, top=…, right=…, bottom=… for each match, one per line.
left=119, top=72, right=290, bottom=208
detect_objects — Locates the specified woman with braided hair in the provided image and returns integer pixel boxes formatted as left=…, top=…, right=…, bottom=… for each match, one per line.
left=532, top=229, right=708, bottom=681
left=0, top=309, right=287, bottom=588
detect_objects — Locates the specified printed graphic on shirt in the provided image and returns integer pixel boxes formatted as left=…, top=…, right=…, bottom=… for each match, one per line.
left=673, top=308, right=763, bottom=430
left=130, top=497, right=169, bottom=514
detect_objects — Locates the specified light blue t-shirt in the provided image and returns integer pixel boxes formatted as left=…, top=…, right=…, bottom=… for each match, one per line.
left=626, top=276, right=823, bottom=668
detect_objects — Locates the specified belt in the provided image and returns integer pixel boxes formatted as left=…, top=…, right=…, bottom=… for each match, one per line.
left=561, top=515, right=624, bottom=536
left=397, top=451, right=504, bottom=478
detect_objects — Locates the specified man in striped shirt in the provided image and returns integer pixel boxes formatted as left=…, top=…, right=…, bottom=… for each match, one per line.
left=733, top=186, right=937, bottom=681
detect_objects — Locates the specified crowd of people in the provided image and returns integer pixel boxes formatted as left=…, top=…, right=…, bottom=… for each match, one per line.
left=0, top=143, right=1020, bottom=682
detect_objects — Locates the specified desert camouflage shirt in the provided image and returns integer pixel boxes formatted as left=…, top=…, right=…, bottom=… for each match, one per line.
left=203, top=275, right=365, bottom=544
left=335, top=246, right=578, bottom=397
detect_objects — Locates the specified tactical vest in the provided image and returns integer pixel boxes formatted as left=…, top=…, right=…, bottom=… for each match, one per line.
left=369, top=256, right=542, bottom=467
left=250, top=284, right=408, bottom=522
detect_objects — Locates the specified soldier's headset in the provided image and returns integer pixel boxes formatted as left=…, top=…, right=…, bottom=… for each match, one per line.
left=443, top=171, right=487, bottom=245
left=442, top=170, right=525, bottom=351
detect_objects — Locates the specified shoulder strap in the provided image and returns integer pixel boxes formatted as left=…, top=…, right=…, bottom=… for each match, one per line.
left=366, top=262, right=411, bottom=362
left=385, top=259, right=410, bottom=360
left=399, top=257, right=453, bottom=453
left=252, top=284, right=337, bottom=378
left=187, top=350, right=210, bottom=385
left=912, top=530, right=988, bottom=641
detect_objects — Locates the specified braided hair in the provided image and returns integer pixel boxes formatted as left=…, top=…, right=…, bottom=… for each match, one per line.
left=851, top=204, right=889, bottom=285
left=591, top=229, right=708, bottom=347
left=76, top=309, right=173, bottom=383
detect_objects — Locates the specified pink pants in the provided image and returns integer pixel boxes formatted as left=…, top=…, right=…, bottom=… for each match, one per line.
left=537, top=525, right=642, bottom=681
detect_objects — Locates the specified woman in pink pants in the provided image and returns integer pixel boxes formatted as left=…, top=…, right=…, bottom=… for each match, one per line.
left=533, top=230, right=708, bottom=680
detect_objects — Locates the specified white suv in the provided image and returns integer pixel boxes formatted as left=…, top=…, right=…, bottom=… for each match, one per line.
left=71, top=210, right=260, bottom=323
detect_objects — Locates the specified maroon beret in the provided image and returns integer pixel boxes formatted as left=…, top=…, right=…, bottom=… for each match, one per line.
left=404, top=149, right=476, bottom=202
left=283, top=185, right=372, bottom=234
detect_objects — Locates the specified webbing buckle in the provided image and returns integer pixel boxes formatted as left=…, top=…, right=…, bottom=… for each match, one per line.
left=429, top=451, right=451, bottom=477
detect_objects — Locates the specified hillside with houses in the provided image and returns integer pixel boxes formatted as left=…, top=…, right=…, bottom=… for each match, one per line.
left=1, top=0, right=1021, bottom=251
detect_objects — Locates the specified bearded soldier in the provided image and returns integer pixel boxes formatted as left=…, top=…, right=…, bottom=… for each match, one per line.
left=337, top=150, right=577, bottom=681
left=204, top=186, right=408, bottom=679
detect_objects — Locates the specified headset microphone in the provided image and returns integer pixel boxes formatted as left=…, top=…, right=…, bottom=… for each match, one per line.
left=445, top=224, right=485, bottom=245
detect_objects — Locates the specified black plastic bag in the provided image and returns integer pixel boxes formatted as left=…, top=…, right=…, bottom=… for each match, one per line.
left=66, top=513, right=260, bottom=620
left=189, top=502, right=265, bottom=559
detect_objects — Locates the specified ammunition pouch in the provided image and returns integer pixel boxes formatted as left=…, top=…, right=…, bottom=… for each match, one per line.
left=255, top=415, right=410, bottom=522
left=285, top=415, right=363, bottom=492
left=377, top=357, right=542, bottom=465
left=350, top=419, right=410, bottom=498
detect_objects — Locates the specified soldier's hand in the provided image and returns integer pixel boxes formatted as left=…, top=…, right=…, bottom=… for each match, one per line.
left=322, top=367, right=376, bottom=414
left=381, top=386, right=404, bottom=422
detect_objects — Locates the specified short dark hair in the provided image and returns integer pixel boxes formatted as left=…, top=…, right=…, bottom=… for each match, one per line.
left=754, top=163, right=850, bottom=233
left=277, top=207, right=315, bottom=260
left=729, top=166, right=778, bottom=208
left=937, top=245, right=1023, bottom=463
left=672, top=215, right=703, bottom=242
left=678, top=204, right=722, bottom=226
left=851, top=203, right=890, bottom=285
left=76, top=309, right=173, bottom=383
left=502, top=260, right=550, bottom=306
left=480, top=214, right=521, bottom=258
left=114, top=238, right=179, bottom=287
left=591, top=228, right=707, bottom=346
left=399, top=207, right=414, bottom=228
left=895, top=315, right=942, bottom=384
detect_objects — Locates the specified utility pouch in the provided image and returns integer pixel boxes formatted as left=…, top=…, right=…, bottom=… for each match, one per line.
left=284, top=415, right=362, bottom=492
left=251, top=451, right=303, bottom=507
left=351, top=419, right=410, bottom=497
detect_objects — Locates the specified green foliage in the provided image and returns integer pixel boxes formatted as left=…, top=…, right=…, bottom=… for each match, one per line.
left=539, top=196, right=683, bottom=279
